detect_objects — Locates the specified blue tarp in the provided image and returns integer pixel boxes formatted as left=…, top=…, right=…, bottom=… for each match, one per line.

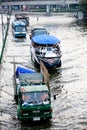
left=32, top=34, right=61, bottom=45
left=15, top=65, right=36, bottom=77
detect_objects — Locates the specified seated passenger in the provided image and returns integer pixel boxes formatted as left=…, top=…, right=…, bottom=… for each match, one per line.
left=22, top=94, right=31, bottom=106
left=40, top=93, right=49, bottom=102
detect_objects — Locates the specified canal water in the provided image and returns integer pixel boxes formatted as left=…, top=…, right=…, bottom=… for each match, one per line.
left=0, top=13, right=87, bottom=130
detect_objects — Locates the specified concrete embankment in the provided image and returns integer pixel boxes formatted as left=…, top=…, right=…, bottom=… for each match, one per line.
left=0, top=14, right=10, bottom=65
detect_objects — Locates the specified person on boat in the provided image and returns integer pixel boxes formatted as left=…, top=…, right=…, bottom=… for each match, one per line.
left=39, top=93, right=50, bottom=105
left=52, top=44, right=60, bottom=53
left=35, top=46, right=40, bottom=54
left=22, top=93, right=31, bottom=106
left=40, top=93, right=49, bottom=102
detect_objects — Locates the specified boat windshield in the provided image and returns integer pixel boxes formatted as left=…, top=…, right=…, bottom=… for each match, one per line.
left=15, top=26, right=26, bottom=32
left=17, top=18, right=27, bottom=24
left=21, top=91, right=50, bottom=105
left=33, top=30, right=47, bottom=37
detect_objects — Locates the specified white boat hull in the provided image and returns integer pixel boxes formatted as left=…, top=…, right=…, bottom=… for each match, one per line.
left=30, top=45, right=62, bottom=68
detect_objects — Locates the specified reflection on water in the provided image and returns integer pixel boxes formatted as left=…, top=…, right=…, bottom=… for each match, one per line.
left=21, top=120, right=52, bottom=130
left=0, top=13, right=87, bottom=130
left=70, top=20, right=87, bottom=34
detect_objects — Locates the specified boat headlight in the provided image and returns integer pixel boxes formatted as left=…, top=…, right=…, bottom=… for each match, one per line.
left=44, top=112, right=50, bottom=114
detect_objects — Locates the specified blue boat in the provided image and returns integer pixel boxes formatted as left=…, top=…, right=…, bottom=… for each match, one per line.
left=30, top=34, right=62, bottom=68
left=12, top=20, right=26, bottom=38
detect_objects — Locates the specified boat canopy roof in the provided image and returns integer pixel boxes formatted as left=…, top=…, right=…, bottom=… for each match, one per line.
left=20, top=85, right=48, bottom=93
left=12, top=20, right=26, bottom=26
left=32, top=35, right=61, bottom=45
left=15, top=14, right=29, bottom=19
left=31, top=26, right=47, bottom=32
left=15, top=65, right=36, bottom=77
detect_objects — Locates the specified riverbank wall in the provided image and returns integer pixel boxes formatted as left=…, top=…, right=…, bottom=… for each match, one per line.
left=0, top=14, right=10, bottom=65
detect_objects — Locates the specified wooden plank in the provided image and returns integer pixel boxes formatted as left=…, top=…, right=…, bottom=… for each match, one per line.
left=40, top=61, right=50, bottom=82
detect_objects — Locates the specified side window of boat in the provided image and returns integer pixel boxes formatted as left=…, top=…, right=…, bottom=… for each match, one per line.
left=47, top=47, right=51, bottom=51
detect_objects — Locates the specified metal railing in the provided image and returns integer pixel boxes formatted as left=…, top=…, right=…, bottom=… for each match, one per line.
left=2, top=0, right=59, bottom=1
left=1, top=0, right=79, bottom=3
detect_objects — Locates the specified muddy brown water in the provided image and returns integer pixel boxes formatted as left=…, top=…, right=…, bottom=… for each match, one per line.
left=0, top=13, right=87, bottom=130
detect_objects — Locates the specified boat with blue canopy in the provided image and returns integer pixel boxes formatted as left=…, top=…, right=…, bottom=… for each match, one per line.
left=30, top=34, right=62, bottom=68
